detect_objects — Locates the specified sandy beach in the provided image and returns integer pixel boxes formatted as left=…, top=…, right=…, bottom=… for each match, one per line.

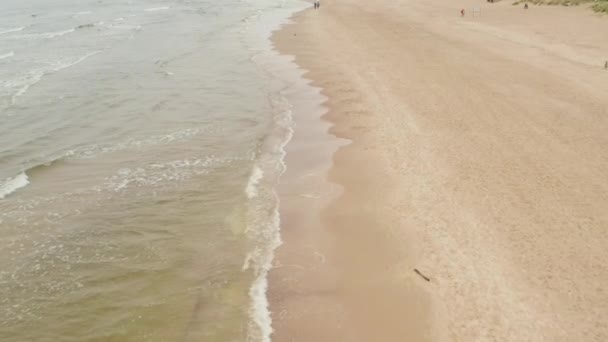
left=269, top=0, right=608, bottom=341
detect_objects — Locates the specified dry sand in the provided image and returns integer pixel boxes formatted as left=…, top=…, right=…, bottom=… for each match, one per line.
left=269, top=0, right=608, bottom=341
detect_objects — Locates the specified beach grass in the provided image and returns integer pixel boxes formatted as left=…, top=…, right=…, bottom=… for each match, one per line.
left=513, top=0, right=608, bottom=13
left=592, top=0, right=608, bottom=12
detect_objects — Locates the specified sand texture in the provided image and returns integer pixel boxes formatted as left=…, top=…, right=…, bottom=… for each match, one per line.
left=270, top=0, right=608, bottom=341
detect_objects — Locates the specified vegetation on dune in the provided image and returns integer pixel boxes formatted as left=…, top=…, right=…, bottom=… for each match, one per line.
left=592, top=0, right=608, bottom=12
left=512, top=0, right=608, bottom=13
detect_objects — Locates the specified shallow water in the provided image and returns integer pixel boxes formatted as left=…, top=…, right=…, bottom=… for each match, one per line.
left=0, top=0, right=306, bottom=340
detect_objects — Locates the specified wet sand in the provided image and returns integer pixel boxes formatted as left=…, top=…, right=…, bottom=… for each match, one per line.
left=270, top=0, right=608, bottom=341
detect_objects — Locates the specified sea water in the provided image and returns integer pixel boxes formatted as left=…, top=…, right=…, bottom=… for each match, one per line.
left=0, top=0, right=307, bottom=340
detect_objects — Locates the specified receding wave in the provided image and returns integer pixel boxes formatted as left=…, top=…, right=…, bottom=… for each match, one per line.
left=0, top=27, right=24, bottom=35
left=5, top=51, right=100, bottom=105
left=0, top=172, right=30, bottom=199
left=0, top=51, right=14, bottom=60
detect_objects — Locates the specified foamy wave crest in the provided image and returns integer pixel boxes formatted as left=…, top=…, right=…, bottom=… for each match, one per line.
left=5, top=51, right=99, bottom=105
left=104, top=155, right=242, bottom=192
left=106, top=159, right=209, bottom=191
left=0, top=172, right=29, bottom=199
left=73, top=11, right=92, bottom=17
left=108, top=24, right=143, bottom=31
left=0, top=27, right=24, bottom=35
left=144, top=7, right=170, bottom=12
left=31, top=28, right=76, bottom=39
left=67, top=128, right=202, bottom=159
left=244, top=101, right=294, bottom=342
left=246, top=166, right=264, bottom=199
left=0, top=51, right=14, bottom=60
left=244, top=208, right=282, bottom=342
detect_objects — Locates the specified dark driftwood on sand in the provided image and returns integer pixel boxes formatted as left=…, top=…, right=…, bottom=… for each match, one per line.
left=414, top=268, right=431, bottom=282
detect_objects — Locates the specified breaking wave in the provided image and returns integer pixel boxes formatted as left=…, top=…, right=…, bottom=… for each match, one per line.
left=26, top=28, right=76, bottom=39
left=4, top=51, right=100, bottom=105
left=0, top=172, right=29, bottom=199
left=144, top=7, right=170, bottom=12
left=0, top=27, right=24, bottom=35
left=246, top=165, right=264, bottom=199
left=0, top=51, right=14, bottom=60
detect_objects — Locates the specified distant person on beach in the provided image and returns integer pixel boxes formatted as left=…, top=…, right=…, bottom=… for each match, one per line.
left=314, top=1, right=320, bottom=9
left=461, top=8, right=465, bottom=16
left=524, top=3, right=529, bottom=9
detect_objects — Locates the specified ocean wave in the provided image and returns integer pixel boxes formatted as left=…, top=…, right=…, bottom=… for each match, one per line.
left=0, top=51, right=14, bottom=60
left=0, top=129, right=204, bottom=192
left=4, top=51, right=99, bottom=105
left=245, top=166, right=264, bottom=199
left=240, top=3, right=308, bottom=337
left=244, top=104, right=294, bottom=342
left=0, top=154, right=246, bottom=226
left=107, top=23, right=143, bottom=31
left=19, top=28, right=76, bottom=39
left=22, top=158, right=65, bottom=178
left=66, top=128, right=203, bottom=159
left=13, top=21, right=110, bottom=41
left=40, top=28, right=76, bottom=38
left=144, top=7, right=170, bottom=12
left=104, top=156, right=241, bottom=192
left=73, top=11, right=92, bottom=17
left=244, top=207, right=281, bottom=342
left=0, top=27, right=25, bottom=35
left=0, top=172, right=30, bottom=199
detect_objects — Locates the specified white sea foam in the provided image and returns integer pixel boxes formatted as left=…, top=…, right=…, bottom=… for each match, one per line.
left=0, top=172, right=30, bottom=199
left=73, top=11, right=92, bottom=17
left=245, top=207, right=282, bottom=342
left=0, top=27, right=24, bottom=35
left=20, top=28, right=76, bottom=39
left=144, top=7, right=170, bottom=12
left=37, top=28, right=76, bottom=39
left=5, top=51, right=99, bottom=105
left=108, top=24, right=143, bottom=31
left=244, top=108, right=294, bottom=342
left=245, top=166, right=264, bottom=199
left=0, top=51, right=14, bottom=60
left=103, top=155, right=243, bottom=192
left=249, top=207, right=282, bottom=342
left=239, top=2, right=312, bottom=339
left=68, top=128, right=202, bottom=159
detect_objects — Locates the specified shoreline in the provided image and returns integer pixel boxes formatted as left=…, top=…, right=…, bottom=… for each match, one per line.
left=268, top=5, right=433, bottom=342
left=270, top=0, right=608, bottom=341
